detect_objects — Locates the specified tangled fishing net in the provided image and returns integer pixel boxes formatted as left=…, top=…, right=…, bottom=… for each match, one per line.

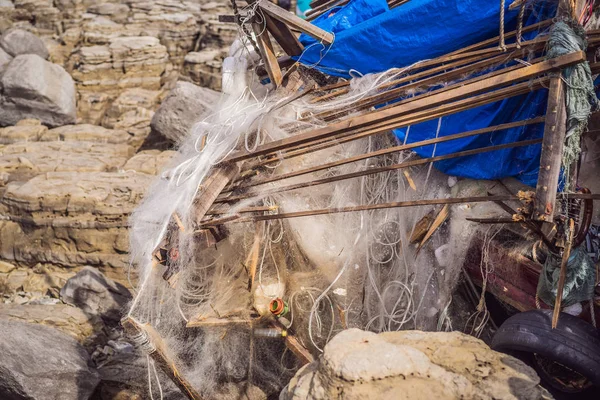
left=125, top=11, right=561, bottom=399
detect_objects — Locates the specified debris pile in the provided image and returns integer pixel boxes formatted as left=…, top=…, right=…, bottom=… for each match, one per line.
left=124, top=1, right=600, bottom=398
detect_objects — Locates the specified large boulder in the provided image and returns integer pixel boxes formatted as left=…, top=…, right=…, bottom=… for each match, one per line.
left=60, top=266, right=132, bottom=323
left=0, top=54, right=76, bottom=127
left=0, top=46, right=11, bottom=72
left=0, top=28, right=49, bottom=59
left=150, top=81, right=220, bottom=144
left=281, top=329, right=545, bottom=400
left=0, top=319, right=100, bottom=400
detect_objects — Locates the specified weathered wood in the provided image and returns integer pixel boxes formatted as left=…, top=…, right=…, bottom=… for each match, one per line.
left=252, top=21, right=283, bottom=87
left=284, top=333, right=314, bottom=364
left=417, top=205, right=449, bottom=252
left=194, top=164, right=240, bottom=225
left=534, top=76, right=567, bottom=221
left=264, top=14, right=304, bottom=56
left=223, top=51, right=584, bottom=163
left=252, top=79, right=546, bottom=167
left=258, top=0, right=334, bottom=44
left=122, top=317, right=204, bottom=400
left=206, top=205, right=278, bottom=215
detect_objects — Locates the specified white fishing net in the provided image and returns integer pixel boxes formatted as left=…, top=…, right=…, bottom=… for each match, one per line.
left=125, top=37, right=523, bottom=399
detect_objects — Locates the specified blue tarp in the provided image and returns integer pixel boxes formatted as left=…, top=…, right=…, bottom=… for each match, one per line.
left=295, top=0, right=557, bottom=186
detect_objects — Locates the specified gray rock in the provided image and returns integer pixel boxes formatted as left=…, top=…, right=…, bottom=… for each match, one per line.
left=0, top=47, right=11, bottom=72
left=0, top=319, right=100, bottom=400
left=0, top=54, right=76, bottom=127
left=150, top=81, right=220, bottom=144
left=60, top=266, right=132, bottom=323
left=0, top=28, right=49, bottom=59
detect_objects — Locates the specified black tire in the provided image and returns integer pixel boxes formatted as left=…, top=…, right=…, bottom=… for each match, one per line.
left=491, top=310, right=600, bottom=398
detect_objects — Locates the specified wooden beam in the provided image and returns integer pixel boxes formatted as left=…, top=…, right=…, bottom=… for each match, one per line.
left=251, top=79, right=545, bottom=167
left=252, top=21, right=283, bottom=87
left=264, top=14, right=304, bottom=56
left=223, top=51, right=585, bottom=163
left=258, top=0, right=334, bottom=44
left=194, top=164, right=240, bottom=225
left=122, top=317, right=204, bottom=400
left=534, top=76, right=567, bottom=221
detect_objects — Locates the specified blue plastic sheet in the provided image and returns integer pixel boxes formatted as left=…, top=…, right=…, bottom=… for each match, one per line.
left=295, top=0, right=557, bottom=186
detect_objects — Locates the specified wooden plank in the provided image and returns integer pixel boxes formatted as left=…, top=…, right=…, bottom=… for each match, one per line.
left=264, top=14, right=304, bottom=56
left=245, top=78, right=545, bottom=170
left=255, top=56, right=294, bottom=80
left=186, top=317, right=254, bottom=328
left=223, top=51, right=584, bottom=163
left=312, top=47, right=548, bottom=122
left=534, top=76, right=567, bottom=221
left=217, top=138, right=543, bottom=204
left=284, top=334, right=314, bottom=364
left=258, top=0, right=334, bottom=44
left=252, top=21, right=283, bottom=87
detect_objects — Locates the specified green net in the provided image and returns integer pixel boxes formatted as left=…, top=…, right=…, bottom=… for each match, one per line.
left=537, top=245, right=596, bottom=307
